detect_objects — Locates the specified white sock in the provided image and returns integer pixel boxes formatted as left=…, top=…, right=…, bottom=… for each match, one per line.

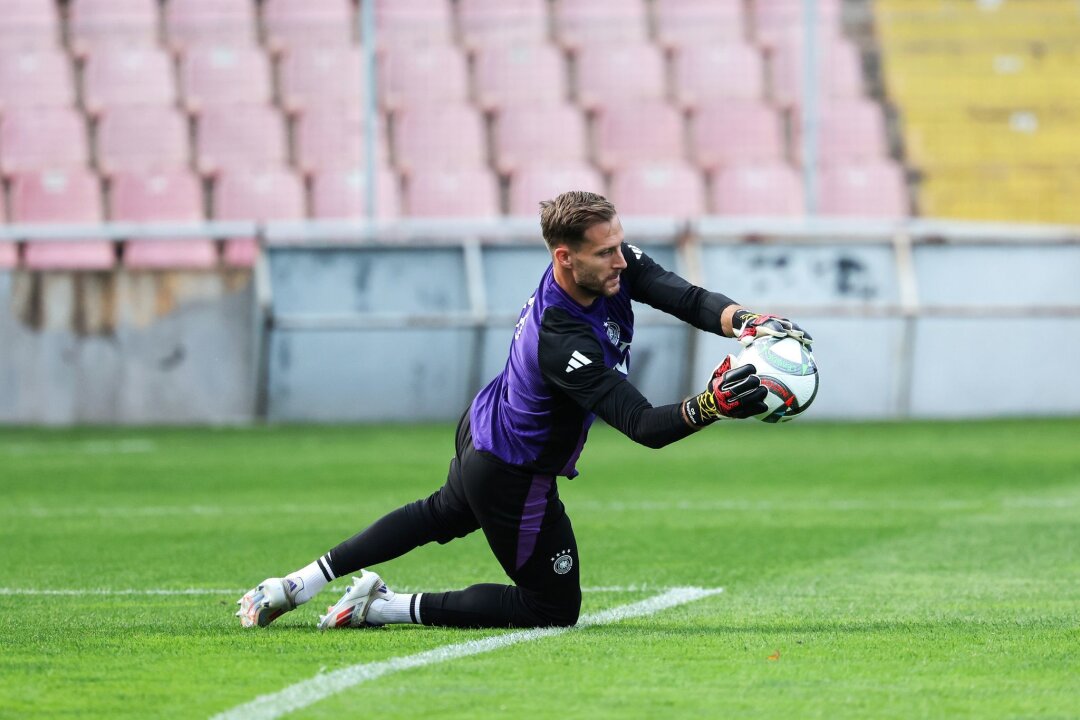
left=366, top=592, right=423, bottom=625
left=284, top=553, right=335, bottom=605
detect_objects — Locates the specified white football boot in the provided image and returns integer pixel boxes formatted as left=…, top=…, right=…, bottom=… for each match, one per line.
left=236, top=577, right=296, bottom=628
left=317, top=570, right=392, bottom=630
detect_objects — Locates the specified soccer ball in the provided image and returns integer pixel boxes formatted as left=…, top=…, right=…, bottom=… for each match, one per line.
left=733, top=336, right=818, bottom=423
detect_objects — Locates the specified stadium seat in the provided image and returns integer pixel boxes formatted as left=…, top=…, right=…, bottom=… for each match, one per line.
left=710, top=163, right=806, bottom=216
left=792, top=98, right=889, bottom=165
left=380, top=44, right=469, bottom=112
left=473, top=44, right=567, bottom=111
left=110, top=170, right=216, bottom=269
left=508, top=164, right=606, bottom=215
left=165, top=0, right=257, bottom=53
left=0, top=49, right=75, bottom=110
left=0, top=108, right=88, bottom=176
left=311, top=168, right=402, bottom=219
left=672, top=43, right=766, bottom=109
left=553, top=0, right=648, bottom=50
left=0, top=0, right=61, bottom=50
left=393, top=104, right=486, bottom=174
left=575, top=43, right=667, bottom=111
left=196, top=105, right=287, bottom=176
left=294, top=104, right=390, bottom=176
left=180, top=45, right=272, bottom=113
left=373, top=0, right=453, bottom=48
left=405, top=169, right=500, bottom=218
left=653, top=0, right=747, bottom=49
left=213, top=169, right=305, bottom=266
left=819, top=162, right=909, bottom=218
left=10, top=169, right=113, bottom=269
left=0, top=198, right=13, bottom=266
left=689, top=101, right=785, bottom=171
left=278, top=46, right=366, bottom=115
left=493, top=104, right=588, bottom=175
left=458, top=0, right=549, bottom=49
left=262, top=0, right=354, bottom=53
left=609, top=162, right=706, bottom=217
left=68, top=0, right=159, bottom=57
left=82, top=47, right=178, bottom=115
left=593, top=101, right=685, bottom=172
left=95, top=106, right=190, bottom=176
left=771, top=39, right=864, bottom=107
left=752, top=0, right=842, bottom=50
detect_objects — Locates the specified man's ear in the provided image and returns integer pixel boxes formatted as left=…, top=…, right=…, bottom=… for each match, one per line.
left=553, top=246, right=573, bottom=269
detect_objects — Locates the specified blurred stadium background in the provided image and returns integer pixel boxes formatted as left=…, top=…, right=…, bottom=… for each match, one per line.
left=0, top=0, right=1078, bottom=424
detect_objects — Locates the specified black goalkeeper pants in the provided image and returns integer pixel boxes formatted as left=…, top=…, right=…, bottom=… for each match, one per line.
left=326, top=411, right=581, bottom=628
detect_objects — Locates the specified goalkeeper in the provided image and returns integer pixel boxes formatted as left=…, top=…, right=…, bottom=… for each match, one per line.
left=237, top=191, right=811, bottom=630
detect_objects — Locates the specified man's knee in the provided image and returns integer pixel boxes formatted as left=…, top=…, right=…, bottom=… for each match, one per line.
left=407, top=492, right=476, bottom=544
left=521, top=586, right=581, bottom=627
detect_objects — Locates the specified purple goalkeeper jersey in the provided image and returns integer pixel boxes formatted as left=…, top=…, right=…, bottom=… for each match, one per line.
left=471, top=241, right=734, bottom=479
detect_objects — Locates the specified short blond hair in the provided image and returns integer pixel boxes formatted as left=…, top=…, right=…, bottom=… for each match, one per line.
left=539, top=191, right=616, bottom=251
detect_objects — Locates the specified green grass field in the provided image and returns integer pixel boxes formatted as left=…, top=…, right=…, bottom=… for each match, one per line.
left=2, top=419, right=1079, bottom=719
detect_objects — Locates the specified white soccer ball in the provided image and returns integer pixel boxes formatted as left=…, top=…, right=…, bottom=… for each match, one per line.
left=732, top=336, right=819, bottom=423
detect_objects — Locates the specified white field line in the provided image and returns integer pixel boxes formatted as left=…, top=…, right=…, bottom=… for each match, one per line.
left=210, top=586, right=724, bottom=720
left=0, top=439, right=157, bottom=456
left=0, top=585, right=658, bottom=597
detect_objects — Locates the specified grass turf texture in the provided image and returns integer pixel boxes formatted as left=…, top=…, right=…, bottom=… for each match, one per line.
left=1, top=420, right=1078, bottom=718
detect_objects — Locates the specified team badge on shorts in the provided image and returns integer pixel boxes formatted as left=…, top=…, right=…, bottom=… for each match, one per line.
left=551, top=549, right=573, bottom=575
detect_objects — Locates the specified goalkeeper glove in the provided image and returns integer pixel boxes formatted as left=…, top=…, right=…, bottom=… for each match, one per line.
left=683, top=356, right=768, bottom=427
left=732, top=309, right=812, bottom=347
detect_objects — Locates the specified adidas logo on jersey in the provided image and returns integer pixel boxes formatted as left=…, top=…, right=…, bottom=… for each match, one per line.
left=627, top=243, right=643, bottom=260
left=564, top=350, right=592, bottom=373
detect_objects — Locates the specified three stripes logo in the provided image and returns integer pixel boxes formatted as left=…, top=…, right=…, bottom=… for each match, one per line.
left=564, top=350, right=592, bottom=373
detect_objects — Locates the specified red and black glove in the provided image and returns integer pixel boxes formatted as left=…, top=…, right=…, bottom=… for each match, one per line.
left=732, top=309, right=812, bottom=348
left=683, top=356, right=768, bottom=427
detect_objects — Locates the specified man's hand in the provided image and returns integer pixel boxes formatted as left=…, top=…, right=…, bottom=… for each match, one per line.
left=732, top=309, right=813, bottom=348
left=683, top=356, right=768, bottom=428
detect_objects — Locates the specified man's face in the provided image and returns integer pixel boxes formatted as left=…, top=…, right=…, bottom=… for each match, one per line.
left=566, top=215, right=627, bottom=300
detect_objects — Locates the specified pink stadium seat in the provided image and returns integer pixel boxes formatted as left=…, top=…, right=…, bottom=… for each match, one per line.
left=610, top=162, right=706, bottom=217
left=95, top=106, right=190, bottom=176
left=575, top=43, right=666, bottom=111
left=771, top=39, right=864, bottom=107
left=508, top=165, right=606, bottom=215
left=673, top=43, right=765, bottom=109
left=294, top=105, right=390, bottom=175
left=110, top=170, right=216, bottom=269
left=406, top=169, right=500, bottom=218
left=180, top=45, right=272, bottom=113
left=458, top=0, right=549, bottom=49
left=493, top=104, right=588, bottom=176
left=165, top=0, right=257, bottom=53
left=553, top=0, right=648, bottom=50
left=710, top=163, right=805, bottom=216
left=0, top=243, right=15, bottom=269
left=11, top=169, right=113, bottom=269
left=68, top=0, right=159, bottom=57
left=380, top=45, right=469, bottom=112
left=82, top=47, right=177, bottom=115
left=0, top=108, right=88, bottom=176
left=311, top=168, right=402, bottom=219
left=262, top=0, right=354, bottom=52
left=196, top=105, right=287, bottom=176
left=213, top=169, right=305, bottom=266
left=819, top=162, right=908, bottom=218
left=753, top=0, right=842, bottom=51
left=689, top=101, right=785, bottom=171
left=654, top=0, right=747, bottom=49
left=279, top=46, right=366, bottom=115
left=394, top=105, right=486, bottom=174
left=0, top=49, right=75, bottom=110
left=792, top=98, right=889, bottom=165
left=374, top=0, right=453, bottom=48
left=0, top=0, right=60, bottom=50
left=473, top=45, right=567, bottom=112
left=593, top=101, right=685, bottom=172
